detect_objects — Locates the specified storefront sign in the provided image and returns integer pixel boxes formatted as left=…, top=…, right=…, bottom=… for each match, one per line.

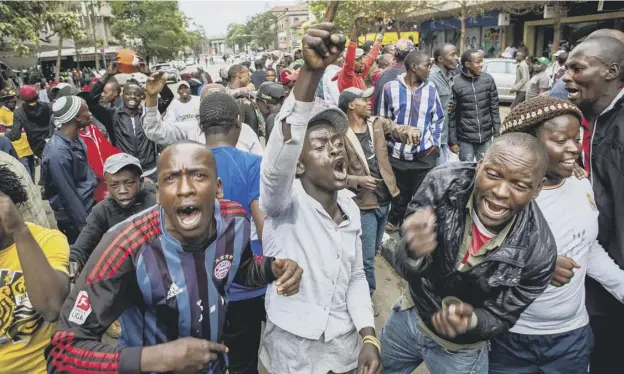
left=544, top=5, right=568, bottom=19
left=498, top=13, right=510, bottom=26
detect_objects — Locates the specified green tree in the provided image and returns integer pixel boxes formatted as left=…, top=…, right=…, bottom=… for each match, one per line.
left=309, top=1, right=419, bottom=39
left=245, top=11, right=278, bottom=50
left=0, top=1, right=82, bottom=56
left=226, top=23, right=250, bottom=51
left=110, top=1, right=190, bottom=63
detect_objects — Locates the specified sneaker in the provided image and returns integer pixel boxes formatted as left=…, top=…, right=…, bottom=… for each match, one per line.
left=106, top=320, right=121, bottom=338
left=372, top=301, right=380, bottom=317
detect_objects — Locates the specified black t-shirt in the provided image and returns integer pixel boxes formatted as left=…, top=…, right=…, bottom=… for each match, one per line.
left=355, top=127, right=392, bottom=205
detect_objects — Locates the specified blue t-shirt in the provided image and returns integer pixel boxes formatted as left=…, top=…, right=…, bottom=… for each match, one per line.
left=212, top=146, right=265, bottom=301
left=549, top=78, right=568, bottom=100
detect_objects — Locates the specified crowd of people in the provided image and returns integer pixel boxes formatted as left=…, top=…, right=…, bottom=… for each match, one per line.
left=0, top=15, right=623, bottom=374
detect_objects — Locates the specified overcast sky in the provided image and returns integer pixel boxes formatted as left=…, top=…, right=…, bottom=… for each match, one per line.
left=179, top=0, right=297, bottom=37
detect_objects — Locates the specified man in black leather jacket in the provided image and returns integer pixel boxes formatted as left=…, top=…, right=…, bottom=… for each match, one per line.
left=449, top=50, right=501, bottom=162
left=380, top=133, right=557, bottom=374
left=563, top=32, right=624, bottom=374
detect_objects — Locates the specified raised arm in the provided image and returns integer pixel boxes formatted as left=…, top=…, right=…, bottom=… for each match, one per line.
left=0, top=193, right=69, bottom=321
left=360, top=22, right=385, bottom=78
left=143, top=71, right=188, bottom=146
left=261, top=23, right=346, bottom=216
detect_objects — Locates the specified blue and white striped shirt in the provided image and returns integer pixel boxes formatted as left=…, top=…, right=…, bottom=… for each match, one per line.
left=379, top=74, right=444, bottom=160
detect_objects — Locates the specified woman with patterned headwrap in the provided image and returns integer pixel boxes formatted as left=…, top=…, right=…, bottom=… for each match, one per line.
left=489, top=96, right=624, bottom=374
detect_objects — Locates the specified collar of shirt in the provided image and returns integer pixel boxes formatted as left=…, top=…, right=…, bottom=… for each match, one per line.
left=53, top=128, right=85, bottom=149
left=598, top=87, right=624, bottom=118
left=458, top=192, right=516, bottom=268
left=293, top=179, right=356, bottom=224
left=430, top=65, right=451, bottom=84
left=397, top=73, right=426, bottom=91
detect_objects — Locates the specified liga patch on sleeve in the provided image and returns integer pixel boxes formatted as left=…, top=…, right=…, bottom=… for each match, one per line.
left=69, top=290, right=92, bottom=325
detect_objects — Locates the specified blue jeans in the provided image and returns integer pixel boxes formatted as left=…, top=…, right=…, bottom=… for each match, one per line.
left=19, top=155, right=35, bottom=182
left=458, top=139, right=491, bottom=162
left=380, top=303, right=488, bottom=374
left=360, top=204, right=389, bottom=294
left=489, top=324, right=593, bottom=374
left=436, top=144, right=451, bottom=166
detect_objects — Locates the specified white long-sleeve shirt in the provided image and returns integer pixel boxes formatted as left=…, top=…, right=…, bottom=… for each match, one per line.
left=510, top=177, right=624, bottom=335
left=162, top=97, right=201, bottom=140
left=260, top=93, right=374, bottom=340
left=142, top=106, right=263, bottom=156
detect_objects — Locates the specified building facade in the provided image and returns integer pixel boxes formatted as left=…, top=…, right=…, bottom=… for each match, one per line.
left=270, top=3, right=309, bottom=52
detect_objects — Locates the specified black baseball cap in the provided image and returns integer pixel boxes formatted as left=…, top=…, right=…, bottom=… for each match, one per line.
left=338, top=87, right=374, bottom=113
left=257, top=82, right=285, bottom=103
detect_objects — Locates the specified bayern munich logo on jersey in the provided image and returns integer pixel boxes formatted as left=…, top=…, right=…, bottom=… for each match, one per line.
left=214, top=260, right=232, bottom=280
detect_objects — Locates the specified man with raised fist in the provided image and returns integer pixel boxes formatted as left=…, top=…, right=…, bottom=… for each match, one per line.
left=259, top=22, right=381, bottom=374
left=380, top=133, right=557, bottom=374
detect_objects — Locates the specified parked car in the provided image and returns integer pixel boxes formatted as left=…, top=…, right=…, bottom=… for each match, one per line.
left=482, top=58, right=516, bottom=103
left=152, top=63, right=181, bottom=83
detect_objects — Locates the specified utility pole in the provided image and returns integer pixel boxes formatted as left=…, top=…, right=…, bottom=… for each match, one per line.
left=87, top=2, right=100, bottom=70
left=284, top=9, right=292, bottom=53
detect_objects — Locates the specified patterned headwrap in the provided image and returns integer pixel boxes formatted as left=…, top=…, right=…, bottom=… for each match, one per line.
left=394, top=38, right=415, bottom=60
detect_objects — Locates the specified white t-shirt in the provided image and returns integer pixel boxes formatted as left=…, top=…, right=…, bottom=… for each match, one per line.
left=163, top=97, right=201, bottom=140
left=510, top=177, right=624, bottom=335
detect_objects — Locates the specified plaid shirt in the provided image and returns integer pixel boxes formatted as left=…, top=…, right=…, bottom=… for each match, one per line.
left=379, top=74, right=444, bottom=160
left=0, top=151, right=50, bottom=228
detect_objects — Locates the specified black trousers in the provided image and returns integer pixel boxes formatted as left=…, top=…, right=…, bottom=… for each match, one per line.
left=223, top=295, right=266, bottom=374
left=589, top=314, right=624, bottom=374
left=387, top=150, right=438, bottom=227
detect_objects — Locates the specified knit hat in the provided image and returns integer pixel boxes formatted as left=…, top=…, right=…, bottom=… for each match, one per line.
left=501, top=96, right=583, bottom=135
left=53, top=96, right=82, bottom=126
left=19, top=86, right=38, bottom=101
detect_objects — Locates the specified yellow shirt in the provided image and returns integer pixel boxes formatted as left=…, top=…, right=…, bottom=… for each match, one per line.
left=0, top=223, right=69, bottom=374
left=0, top=106, right=34, bottom=158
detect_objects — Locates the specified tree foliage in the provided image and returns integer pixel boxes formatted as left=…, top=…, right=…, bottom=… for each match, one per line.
left=226, top=23, right=250, bottom=51
left=110, top=0, right=190, bottom=61
left=0, top=1, right=83, bottom=55
left=246, top=11, right=278, bottom=50
left=309, top=1, right=419, bottom=37
left=226, top=10, right=278, bottom=52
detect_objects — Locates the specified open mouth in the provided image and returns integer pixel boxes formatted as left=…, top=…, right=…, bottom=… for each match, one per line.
left=560, top=158, right=576, bottom=170
left=118, top=198, right=133, bottom=206
left=566, top=86, right=580, bottom=100
left=176, top=205, right=202, bottom=229
left=332, top=157, right=347, bottom=181
left=484, top=199, right=509, bottom=219
left=128, top=99, right=138, bottom=106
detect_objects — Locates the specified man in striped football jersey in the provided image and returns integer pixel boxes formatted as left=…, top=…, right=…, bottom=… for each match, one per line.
left=46, top=141, right=303, bottom=374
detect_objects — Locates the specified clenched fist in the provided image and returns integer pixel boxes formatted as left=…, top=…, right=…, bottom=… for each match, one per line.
left=301, top=23, right=346, bottom=71
left=402, top=207, right=437, bottom=259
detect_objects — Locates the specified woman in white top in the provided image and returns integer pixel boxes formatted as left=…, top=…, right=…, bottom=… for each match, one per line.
left=489, top=96, right=624, bottom=373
